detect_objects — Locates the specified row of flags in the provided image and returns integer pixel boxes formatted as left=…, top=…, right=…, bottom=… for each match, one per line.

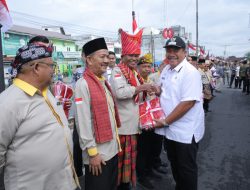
left=188, top=42, right=206, bottom=55
left=132, top=11, right=207, bottom=57
left=0, top=0, right=12, bottom=32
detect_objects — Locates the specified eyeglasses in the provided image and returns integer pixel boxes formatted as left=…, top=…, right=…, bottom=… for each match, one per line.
left=37, top=61, right=57, bottom=70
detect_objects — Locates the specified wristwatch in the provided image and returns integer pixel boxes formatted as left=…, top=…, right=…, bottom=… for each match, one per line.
left=163, top=119, right=170, bottom=127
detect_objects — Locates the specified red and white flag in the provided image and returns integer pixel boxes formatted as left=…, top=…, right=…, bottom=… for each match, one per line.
left=132, top=11, right=139, bottom=34
left=0, top=0, right=13, bottom=32
left=188, top=43, right=196, bottom=50
left=200, top=47, right=205, bottom=55
left=75, top=98, right=83, bottom=105
left=132, top=17, right=138, bottom=33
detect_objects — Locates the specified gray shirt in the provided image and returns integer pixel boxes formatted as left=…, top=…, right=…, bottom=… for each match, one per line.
left=110, top=66, right=142, bottom=135
left=75, top=77, right=120, bottom=164
left=0, top=79, right=76, bottom=190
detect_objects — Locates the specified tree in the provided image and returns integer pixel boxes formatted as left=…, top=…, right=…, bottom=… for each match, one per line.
left=245, top=52, right=250, bottom=60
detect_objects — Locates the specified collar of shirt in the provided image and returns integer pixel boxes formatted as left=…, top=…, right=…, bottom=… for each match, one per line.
left=142, top=77, right=150, bottom=83
left=96, top=76, right=106, bottom=81
left=174, top=59, right=186, bottom=73
left=167, top=58, right=186, bottom=73
left=13, top=78, right=48, bottom=97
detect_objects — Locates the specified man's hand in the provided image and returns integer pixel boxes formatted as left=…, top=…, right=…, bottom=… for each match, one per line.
left=153, top=118, right=167, bottom=128
left=63, top=99, right=72, bottom=110
left=153, top=85, right=162, bottom=96
left=135, top=84, right=160, bottom=95
left=89, top=154, right=106, bottom=176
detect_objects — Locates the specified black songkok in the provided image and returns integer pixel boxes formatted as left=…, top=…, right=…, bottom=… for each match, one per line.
left=82, top=38, right=108, bottom=56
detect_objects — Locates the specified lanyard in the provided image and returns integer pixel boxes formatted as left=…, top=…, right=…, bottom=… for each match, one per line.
left=43, top=94, right=81, bottom=189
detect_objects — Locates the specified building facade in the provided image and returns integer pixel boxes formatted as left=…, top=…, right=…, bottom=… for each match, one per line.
left=1, top=25, right=83, bottom=86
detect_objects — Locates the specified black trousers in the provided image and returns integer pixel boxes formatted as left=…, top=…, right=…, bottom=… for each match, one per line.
left=238, top=77, right=245, bottom=88
left=203, top=98, right=210, bottom=112
left=85, top=155, right=118, bottom=190
left=241, top=77, right=247, bottom=92
left=234, top=77, right=240, bottom=88
left=246, top=78, right=250, bottom=93
left=164, top=137, right=198, bottom=190
left=137, top=130, right=155, bottom=178
left=229, top=74, right=235, bottom=87
left=73, top=123, right=83, bottom=177
left=151, top=133, right=164, bottom=168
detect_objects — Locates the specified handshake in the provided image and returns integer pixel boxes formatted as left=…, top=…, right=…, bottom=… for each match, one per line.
left=136, top=83, right=161, bottom=96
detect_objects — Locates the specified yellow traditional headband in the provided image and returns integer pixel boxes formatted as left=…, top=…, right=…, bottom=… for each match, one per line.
left=138, top=53, right=153, bottom=65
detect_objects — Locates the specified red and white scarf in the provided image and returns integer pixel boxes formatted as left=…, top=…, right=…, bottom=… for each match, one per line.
left=84, top=68, right=121, bottom=143
left=118, top=63, right=146, bottom=103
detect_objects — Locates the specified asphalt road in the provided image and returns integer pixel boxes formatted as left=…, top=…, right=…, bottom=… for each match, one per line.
left=1, top=86, right=250, bottom=190
left=197, top=87, right=250, bottom=190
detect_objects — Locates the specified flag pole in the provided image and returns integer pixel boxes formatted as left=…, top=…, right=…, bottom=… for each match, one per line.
left=0, top=24, right=6, bottom=93
left=195, top=0, right=199, bottom=58
left=132, top=0, right=135, bottom=33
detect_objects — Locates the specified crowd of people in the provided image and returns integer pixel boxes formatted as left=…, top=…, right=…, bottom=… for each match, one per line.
left=0, top=32, right=249, bottom=190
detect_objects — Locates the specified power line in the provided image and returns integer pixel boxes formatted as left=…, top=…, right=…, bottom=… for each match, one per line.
left=201, top=41, right=250, bottom=46
left=10, top=11, right=118, bottom=38
left=175, top=0, right=193, bottom=24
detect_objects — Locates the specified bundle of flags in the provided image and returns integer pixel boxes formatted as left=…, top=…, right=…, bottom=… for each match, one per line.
left=0, top=0, right=12, bottom=32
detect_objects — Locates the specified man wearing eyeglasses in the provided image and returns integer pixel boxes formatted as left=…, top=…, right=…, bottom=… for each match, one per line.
left=0, top=42, right=80, bottom=190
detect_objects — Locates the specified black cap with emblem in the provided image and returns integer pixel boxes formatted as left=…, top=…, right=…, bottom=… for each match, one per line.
left=163, top=36, right=186, bottom=49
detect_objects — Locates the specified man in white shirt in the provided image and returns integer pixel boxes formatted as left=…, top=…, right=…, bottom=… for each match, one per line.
left=154, top=36, right=205, bottom=190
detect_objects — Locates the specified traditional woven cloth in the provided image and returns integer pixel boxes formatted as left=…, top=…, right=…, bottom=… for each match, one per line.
left=120, top=29, right=143, bottom=55
left=117, top=135, right=137, bottom=187
left=83, top=68, right=121, bottom=143
left=118, top=63, right=146, bottom=103
left=11, top=42, right=53, bottom=72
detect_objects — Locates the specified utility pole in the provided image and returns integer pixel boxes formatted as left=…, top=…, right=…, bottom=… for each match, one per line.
left=164, top=0, right=168, bottom=27
left=248, top=13, right=250, bottom=28
left=196, top=0, right=199, bottom=57
left=150, top=31, right=155, bottom=64
left=132, top=0, right=134, bottom=33
left=0, top=24, right=6, bottom=93
left=248, top=13, right=250, bottom=41
left=223, top=45, right=228, bottom=59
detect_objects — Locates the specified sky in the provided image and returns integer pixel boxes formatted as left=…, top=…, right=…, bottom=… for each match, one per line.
left=6, top=0, right=250, bottom=57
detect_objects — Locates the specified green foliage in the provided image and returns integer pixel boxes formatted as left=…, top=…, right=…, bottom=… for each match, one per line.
left=245, top=52, right=250, bottom=60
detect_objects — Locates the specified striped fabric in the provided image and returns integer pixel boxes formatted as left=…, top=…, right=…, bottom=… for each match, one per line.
left=83, top=68, right=121, bottom=143
left=118, top=63, right=146, bottom=103
left=117, top=135, right=138, bottom=187
left=120, top=29, right=143, bottom=55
